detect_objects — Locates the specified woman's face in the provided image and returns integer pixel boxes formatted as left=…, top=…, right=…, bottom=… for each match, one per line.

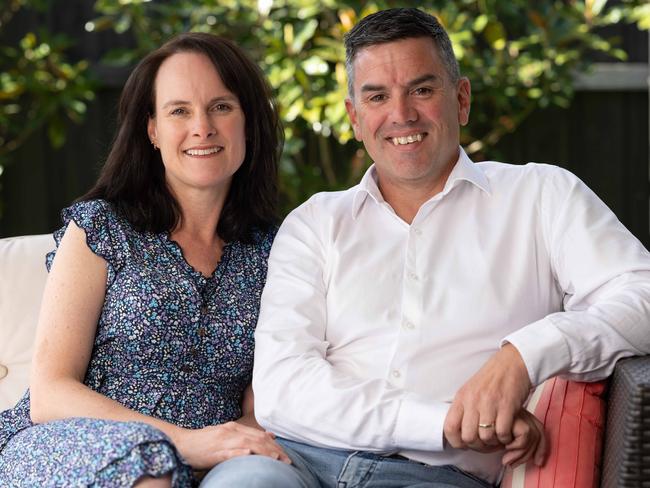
left=147, top=51, right=246, bottom=198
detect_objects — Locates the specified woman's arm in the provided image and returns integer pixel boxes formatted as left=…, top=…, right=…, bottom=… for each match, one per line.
left=236, top=385, right=262, bottom=429
left=30, top=221, right=188, bottom=437
left=29, top=222, right=289, bottom=468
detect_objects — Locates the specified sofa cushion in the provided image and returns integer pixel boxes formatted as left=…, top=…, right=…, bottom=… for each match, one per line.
left=501, top=377, right=607, bottom=488
left=0, top=234, right=53, bottom=411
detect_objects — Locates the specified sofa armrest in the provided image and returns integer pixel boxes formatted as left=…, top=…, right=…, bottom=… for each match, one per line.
left=601, top=355, right=650, bottom=487
left=0, top=234, right=53, bottom=411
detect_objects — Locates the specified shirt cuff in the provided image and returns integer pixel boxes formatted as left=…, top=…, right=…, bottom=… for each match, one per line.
left=502, top=316, right=571, bottom=386
left=394, top=394, right=449, bottom=451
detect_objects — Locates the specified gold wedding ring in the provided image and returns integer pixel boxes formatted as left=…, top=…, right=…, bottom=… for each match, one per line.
left=478, top=422, right=495, bottom=429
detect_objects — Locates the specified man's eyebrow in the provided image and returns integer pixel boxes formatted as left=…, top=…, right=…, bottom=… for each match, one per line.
left=359, top=74, right=442, bottom=94
left=407, top=74, right=442, bottom=88
left=160, top=95, right=238, bottom=109
left=359, top=83, right=386, bottom=94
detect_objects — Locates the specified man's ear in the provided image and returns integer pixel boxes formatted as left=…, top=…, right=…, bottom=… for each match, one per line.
left=345, top=98, right=363, bottom=142
left=457, top=77, right=471, bottom=127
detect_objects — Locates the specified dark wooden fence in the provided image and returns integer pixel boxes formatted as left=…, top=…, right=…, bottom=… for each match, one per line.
left=1, top=2, right=649, bottom=249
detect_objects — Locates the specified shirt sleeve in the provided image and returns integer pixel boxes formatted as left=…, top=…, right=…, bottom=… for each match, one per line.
left=253, top=198, right=449, bottom=452
left=503, top=167, right=650, bottom=386
left=46, top=199, right=129, bottom=288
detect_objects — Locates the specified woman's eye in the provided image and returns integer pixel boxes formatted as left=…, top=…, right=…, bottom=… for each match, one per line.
left=213, top=104, right=232, bottom=112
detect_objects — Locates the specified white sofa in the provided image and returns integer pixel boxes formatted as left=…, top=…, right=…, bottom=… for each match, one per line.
left=0, top=234, right=53, bottom=411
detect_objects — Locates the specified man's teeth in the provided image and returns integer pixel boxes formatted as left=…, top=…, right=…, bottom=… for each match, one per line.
left=185, top=147, right=221, bottom=156
left=391, top=133, right=423, bottom=146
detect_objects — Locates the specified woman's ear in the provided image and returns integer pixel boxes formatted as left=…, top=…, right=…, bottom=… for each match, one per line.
left=147, top=116, right=158, bottom=148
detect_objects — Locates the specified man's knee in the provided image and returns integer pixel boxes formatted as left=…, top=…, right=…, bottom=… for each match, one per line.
left=199, top=455, right=307, bottom=488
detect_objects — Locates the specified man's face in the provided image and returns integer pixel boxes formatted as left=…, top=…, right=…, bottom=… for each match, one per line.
left=345, top=37, right=471, bottom=196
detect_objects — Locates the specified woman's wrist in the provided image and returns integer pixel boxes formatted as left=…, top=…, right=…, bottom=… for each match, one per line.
left=164, top=423, right=188, bottom=448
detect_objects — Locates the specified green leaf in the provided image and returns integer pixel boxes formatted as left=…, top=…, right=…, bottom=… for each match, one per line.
left=302, top=55, right=329, bottom=75
left=47, top=118, right=66, bottom=148
left=292, top=19, right=318, bottom=52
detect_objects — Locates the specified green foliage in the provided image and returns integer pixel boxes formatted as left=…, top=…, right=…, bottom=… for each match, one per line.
left=1, top=0, right=648, bottom=215
left=0, top=2, right=95, bottom=162
left=88, top=0, right=649, bottom=211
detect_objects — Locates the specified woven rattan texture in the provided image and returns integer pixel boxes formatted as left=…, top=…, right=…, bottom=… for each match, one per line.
left=601, top=356, right=650, bottom=488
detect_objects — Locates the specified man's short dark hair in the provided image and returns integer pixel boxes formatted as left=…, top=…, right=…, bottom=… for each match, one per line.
left=343, top=8, right=460, bottom=97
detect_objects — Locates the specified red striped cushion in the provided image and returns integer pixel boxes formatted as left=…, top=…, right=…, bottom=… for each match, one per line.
left=500, top=378, right=606, bottom=488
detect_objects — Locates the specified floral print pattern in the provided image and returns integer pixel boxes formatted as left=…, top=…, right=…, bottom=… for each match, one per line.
left=0, top=200, right=274, bottom=487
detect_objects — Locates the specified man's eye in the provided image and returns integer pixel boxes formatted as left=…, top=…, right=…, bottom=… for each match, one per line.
left=369, top=94, right=387, bottom=103
left=171, top=108, right=187, bottom=115
left=413, top=87, right=433, bottom=96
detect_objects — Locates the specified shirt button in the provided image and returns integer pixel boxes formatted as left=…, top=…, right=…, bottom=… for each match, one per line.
left=403, top=321, right=415, bottom=330
left=392, top=370, right=401, bottom=378
left=414, top=228, right=422, bottom=236
left=408, top=272, right=419, bottom=281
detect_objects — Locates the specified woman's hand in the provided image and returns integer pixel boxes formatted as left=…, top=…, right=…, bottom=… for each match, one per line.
left=172, top=422, right=291, bottom=470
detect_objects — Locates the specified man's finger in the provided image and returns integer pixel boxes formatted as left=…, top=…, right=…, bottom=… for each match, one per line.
left=443, top=403, right=465, bottom=449
left=533, top=423, right=547, bottom=466
left=477, top=415, right=500, bottom=446
left=495, top=407, right=515, bottom=445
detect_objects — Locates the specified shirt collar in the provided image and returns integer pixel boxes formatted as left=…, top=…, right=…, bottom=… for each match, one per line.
left=351, top=147, right=491, bottom=219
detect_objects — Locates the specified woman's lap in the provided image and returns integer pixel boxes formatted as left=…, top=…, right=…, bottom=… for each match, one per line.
left=0, top=417, right=192, bottom=487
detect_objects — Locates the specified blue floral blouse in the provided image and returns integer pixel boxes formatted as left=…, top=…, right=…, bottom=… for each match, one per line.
left=0, top=199, right=275, bottom=486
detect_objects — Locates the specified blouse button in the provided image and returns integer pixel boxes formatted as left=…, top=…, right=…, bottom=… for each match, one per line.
left=181, top=364, right=192, bottom=373
left=197, top=327, right=207, bottom=337
left=201, top=305, right=209, bottom=314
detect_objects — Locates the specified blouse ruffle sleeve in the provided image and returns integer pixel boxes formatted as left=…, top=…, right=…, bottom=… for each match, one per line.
left=46, top=199, right=129, bottom=288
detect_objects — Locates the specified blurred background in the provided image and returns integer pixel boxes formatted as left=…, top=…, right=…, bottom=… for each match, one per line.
left=1, top=0, right=649, bottom=246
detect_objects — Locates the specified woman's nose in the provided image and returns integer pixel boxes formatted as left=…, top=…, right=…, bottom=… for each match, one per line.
left=193, top=112, right=216, bottom=138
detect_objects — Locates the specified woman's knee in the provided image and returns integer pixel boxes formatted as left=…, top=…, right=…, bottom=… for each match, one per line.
left=200, top=455, right=306, bottom=488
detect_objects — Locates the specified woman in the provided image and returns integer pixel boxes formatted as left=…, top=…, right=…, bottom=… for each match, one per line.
left=0, top=33, right=288, bottom=487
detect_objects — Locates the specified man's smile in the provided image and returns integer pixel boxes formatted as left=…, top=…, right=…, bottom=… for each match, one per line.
left=387, top=132, right=427, bottom=146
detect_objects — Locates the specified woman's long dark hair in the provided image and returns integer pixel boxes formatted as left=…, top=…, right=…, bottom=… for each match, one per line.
left=81, top=33, right=282, bottom=243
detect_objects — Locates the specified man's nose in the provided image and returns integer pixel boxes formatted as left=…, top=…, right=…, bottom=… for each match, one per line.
left=391, top=95, right=418, bottom=125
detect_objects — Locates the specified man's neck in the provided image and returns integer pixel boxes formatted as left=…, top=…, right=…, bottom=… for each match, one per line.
left=377, top=165, right=455, bottom=225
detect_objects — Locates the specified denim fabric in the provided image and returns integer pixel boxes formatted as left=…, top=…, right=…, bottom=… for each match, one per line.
left=200, top=437, right=493, bottom=488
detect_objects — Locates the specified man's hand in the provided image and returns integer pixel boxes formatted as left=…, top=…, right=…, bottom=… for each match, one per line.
left=444, top=344, right=532, bottom=450
left=502, top=409, right=547, bottom=467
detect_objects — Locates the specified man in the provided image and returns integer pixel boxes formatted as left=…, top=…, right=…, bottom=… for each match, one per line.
left=200, top=7, right=650, bottom=488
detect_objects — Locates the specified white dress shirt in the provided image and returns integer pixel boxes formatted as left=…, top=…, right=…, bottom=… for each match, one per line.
left=253, top=148, right=650, bottom=483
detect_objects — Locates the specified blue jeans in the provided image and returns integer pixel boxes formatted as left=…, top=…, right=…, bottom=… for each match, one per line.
left=200, top=437, right=493, bottom=488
